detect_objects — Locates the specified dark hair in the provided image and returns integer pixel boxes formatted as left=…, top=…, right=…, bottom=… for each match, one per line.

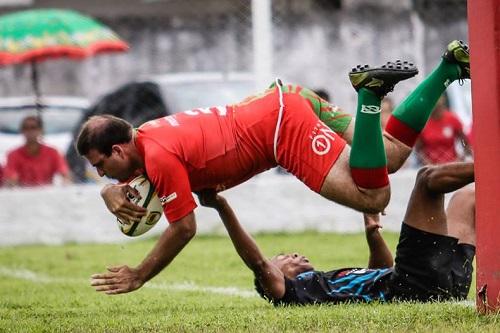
left=76, top=115, right=132, bottom=156
left=20, top=115, right=43, bottom=130
left=313, top=89, right=330, bottom=101
left=254, top=277, right=268, bottom=300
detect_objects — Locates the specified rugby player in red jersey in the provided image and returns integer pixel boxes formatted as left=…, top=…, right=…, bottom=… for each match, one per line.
left=81, top=40, right=470, bottom=294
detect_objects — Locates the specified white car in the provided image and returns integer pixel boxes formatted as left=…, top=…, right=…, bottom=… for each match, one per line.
left=0, top=96, right=90, bottom=165
left=149, top=72, right=257, bottom=113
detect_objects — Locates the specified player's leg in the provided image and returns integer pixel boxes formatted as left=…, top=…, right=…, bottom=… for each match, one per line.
left=445, top=184, right=476, bottom=299
left=446, top=184, right=476, bottom=245
left=320, top=61, right=418, bottom=213
left=294, top=86, right=411, bottom=174
left=389, top=162, right=474, bottom=301
left=290, top=84, right=410, bottom=174
left=385, top=40, right=470, bottom=151
left=320, top=146, right=389, bottom=213
left=402, top=162, right=474, bottom=234
left=311, top=40, right=470, bottom=173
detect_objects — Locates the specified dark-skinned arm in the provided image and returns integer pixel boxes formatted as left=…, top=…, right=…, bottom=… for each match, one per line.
left=423, top=162, right=474, bottom=194
left=363, top=213, right=393, bottom=269
left=197, top=190, right=285, bottom=299
left=90, top=212, right=196, bottom=294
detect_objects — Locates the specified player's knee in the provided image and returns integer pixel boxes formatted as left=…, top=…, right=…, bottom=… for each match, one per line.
left=414, top=165, right=435, bottom=191
left=361, top=188, right=391, bottom=213
left=454, top=185, right=475, bottom=201
left=450, top=185, right=475, bottom=210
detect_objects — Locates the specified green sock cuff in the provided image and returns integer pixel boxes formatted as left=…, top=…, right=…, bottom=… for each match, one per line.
left=350, top=88, right=386, bottom=168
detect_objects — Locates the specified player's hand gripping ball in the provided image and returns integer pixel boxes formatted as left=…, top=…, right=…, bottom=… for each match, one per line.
left=117, top=175, right=163, bottom=236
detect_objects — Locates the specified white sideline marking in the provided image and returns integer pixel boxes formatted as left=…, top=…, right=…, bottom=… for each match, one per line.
left=0, top=266, right=257, bottom=299
left=146, top=282, right=257, bottom=298
left=456, top=300, right=475, bottom=307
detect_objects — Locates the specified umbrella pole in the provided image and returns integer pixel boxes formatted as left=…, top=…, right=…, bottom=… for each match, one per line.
left=31, top=61, right=42, bottom=119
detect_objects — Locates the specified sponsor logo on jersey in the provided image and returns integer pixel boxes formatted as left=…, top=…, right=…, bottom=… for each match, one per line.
left=141, top=116, right=179, bottom=128
left=183, top=106, right=227, bottom=116
left=165, top=115, right=179, bottom=127
left=160, top=192, right=177, bottom=206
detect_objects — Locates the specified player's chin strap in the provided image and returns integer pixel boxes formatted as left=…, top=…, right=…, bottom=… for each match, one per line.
left=273, top=78, right=284, bottom=163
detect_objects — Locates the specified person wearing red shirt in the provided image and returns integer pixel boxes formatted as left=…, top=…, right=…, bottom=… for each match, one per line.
left=416, top=95, right=471, bottom=165
left=83, top=41, right=471, bottom=295
left=4, top=115, right=71, bottom=187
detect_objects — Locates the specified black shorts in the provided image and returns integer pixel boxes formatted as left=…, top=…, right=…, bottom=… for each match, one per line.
left=389, top=223, right=475, bottom=302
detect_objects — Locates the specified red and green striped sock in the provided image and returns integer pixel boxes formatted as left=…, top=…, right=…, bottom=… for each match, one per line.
left=349, top=88, right=388, bottom=189
left=386, top=60, right=461, bottom=147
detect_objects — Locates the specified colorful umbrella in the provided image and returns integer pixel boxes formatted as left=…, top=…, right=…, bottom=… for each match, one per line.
left=0, top=9, right=129, bottom=112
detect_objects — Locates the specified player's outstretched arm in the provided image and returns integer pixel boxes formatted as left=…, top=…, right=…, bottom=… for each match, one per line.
left=90, top=212, right=196, bottom=295
left=363, top=214, right=393, bottom=269
left=197, top=190, right=286, bottom=300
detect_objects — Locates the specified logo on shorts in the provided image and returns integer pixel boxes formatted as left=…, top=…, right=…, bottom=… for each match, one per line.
left=160, top=192, right=177, bottom=206
left=310, top=122, right=336, bottom=156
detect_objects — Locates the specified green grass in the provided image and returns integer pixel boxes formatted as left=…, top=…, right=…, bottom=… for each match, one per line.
left=0, top=232, right=498, bottom=332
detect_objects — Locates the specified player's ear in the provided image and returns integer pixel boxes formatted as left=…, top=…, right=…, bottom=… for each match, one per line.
left=111, top=144, right=124, bottom=158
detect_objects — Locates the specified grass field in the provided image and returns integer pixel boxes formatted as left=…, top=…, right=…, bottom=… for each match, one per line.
left=0, top=231, right=498, bottom=332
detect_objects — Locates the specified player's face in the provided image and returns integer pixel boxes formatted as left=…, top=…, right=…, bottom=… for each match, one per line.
left=271, top=253, right=314, bottom=279
left=85, top=147, right=136, bottom=182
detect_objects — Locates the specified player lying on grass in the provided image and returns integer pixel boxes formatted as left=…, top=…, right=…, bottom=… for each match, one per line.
left=86, top=40, right=470, bottom=294
left=198, top=161, right=475, bottom=304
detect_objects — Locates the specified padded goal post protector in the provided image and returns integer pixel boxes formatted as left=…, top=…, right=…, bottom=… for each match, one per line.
left=468, top=0, right=500, bottom=313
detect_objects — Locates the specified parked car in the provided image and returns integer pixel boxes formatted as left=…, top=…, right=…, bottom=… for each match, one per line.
left=150, top=72, right=257, bottom=113
left=0, top=96, right=90, bottom=165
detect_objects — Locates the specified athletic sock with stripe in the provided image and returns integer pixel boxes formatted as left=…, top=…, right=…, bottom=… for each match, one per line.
left=349, top=88, right=388, bottom=189
left=385, top=60, right=461, bottom=147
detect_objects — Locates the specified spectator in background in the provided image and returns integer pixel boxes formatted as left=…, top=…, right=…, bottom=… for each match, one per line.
left=415, top=95, right=471, bottom=165
left=4, top=115, right=71, bottom=187
left=380, top=97, right=394, bottom=130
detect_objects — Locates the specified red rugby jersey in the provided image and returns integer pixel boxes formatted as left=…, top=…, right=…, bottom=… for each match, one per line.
left=135, top=88, right=280, bottom=222
left=418, top=110, right=464, bottom=164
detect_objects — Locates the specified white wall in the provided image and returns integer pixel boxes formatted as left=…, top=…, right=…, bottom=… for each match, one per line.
left=0, top=169, right=428, bottom=246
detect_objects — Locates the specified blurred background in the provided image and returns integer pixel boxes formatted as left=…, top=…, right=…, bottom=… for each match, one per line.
left=0, top=0, right=473, bottom=244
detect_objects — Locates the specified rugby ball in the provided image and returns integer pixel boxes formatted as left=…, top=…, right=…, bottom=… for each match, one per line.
left=117, top=175, right=163, bottom=237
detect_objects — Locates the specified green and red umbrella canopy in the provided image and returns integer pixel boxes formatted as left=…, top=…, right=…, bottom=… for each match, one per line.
left=0, top=8, right=128, bottom=65
left=0, top=9, right=129, bottom=113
